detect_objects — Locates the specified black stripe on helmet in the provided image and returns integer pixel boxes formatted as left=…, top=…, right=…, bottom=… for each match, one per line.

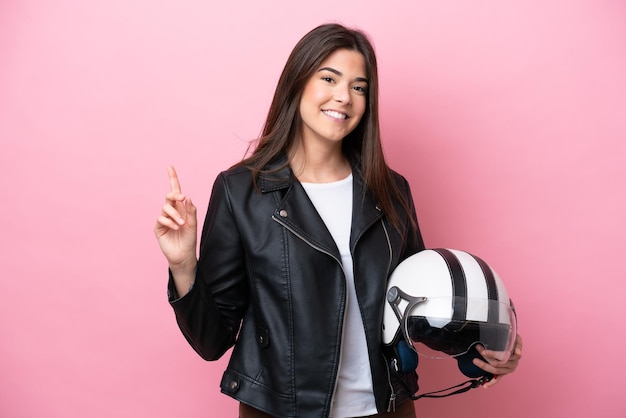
left=472, top=254, right=499, bottom=323
left=433, top=248, right=467, bottom=320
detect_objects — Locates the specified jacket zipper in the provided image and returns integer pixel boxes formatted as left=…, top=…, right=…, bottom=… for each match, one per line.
left=271, top=215, right=348, bottom=277
left=379, top=218, right=397, bottom=412
left=380, top=218, right=393, bottom=284
left=272, top=215, right=348, bottom=417
left=383, top=352, right=397, bottom=412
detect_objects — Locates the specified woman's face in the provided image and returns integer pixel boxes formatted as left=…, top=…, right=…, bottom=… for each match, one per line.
left=298, top=48, right=368, bottom=150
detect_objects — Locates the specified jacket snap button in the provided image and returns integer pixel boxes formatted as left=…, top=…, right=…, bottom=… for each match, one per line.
left=279, top=209, right=288, bottom=217
left=230, top=380, right=238, bottom=390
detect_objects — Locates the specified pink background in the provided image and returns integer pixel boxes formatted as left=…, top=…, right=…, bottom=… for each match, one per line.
left=1, top=0, right=625, bottom=417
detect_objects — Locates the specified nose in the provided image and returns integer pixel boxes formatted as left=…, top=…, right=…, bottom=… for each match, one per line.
left=333, top=83, right=351, bottom=105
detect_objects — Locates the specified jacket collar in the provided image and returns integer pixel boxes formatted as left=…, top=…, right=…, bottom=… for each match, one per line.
left=261, top=154, right=385, bottom=254
left=258, top=156, right=293, bottom=193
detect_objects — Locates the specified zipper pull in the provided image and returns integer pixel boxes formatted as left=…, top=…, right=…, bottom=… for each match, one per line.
left=387, top=392, right=396, bottom=412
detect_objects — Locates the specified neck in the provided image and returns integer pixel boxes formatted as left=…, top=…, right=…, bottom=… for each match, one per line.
left=289, top=141, right=351, bottom=183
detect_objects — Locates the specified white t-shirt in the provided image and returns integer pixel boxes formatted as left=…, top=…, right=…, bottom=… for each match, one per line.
left=301, top=173, right=378, bottom=418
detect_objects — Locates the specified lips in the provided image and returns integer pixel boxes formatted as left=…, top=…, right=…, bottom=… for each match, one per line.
left=322, top=109, right=348, bottom=120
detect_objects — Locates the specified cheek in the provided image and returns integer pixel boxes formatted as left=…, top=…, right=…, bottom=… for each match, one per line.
left=353, top=98, right=367, bottom=121
left=307, top=89, right=328, bottom=106
left=302, top=82, right=332, bottom=107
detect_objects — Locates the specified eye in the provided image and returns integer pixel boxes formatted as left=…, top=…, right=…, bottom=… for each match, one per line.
left=321, top=76, right=335, bottom=83
left=353, top=85, right=368, bottom=94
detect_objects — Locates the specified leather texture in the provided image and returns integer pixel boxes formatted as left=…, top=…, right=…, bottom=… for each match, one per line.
left=169, top=157, right=424, bottom=417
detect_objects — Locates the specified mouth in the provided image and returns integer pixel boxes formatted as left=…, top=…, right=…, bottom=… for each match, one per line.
left=322, top=109, right=349, bottom=120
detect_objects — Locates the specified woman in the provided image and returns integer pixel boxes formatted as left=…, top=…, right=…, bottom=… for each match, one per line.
left=155, top=23, right=521, bottom=418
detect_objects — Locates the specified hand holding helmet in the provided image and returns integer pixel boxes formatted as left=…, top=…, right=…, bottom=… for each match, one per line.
left=473, top=334, right=523, bottom=388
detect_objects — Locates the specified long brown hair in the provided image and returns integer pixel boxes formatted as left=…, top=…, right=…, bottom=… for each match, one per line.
left=237, top=23, right=413, bottom=230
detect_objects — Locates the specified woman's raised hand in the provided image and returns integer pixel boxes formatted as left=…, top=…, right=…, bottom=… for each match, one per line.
left=154, top=166, right=198, bottom=281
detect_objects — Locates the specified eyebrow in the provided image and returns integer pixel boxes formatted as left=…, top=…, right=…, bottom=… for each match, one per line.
left=318, top=67, right=368, bottom=84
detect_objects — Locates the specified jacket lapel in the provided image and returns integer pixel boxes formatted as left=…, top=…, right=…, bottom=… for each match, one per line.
left=350, top=167, right=384, bottom=251
left=259, top=158, right=384, bottom=260
left=261, top=159, right=341, bottom=260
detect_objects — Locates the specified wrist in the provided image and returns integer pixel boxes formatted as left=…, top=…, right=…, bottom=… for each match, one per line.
left=169, top=261, right=197, bottom=299
left=170, top=258, right=197, bottom=281
left=168, top=254, right=197, bottom=274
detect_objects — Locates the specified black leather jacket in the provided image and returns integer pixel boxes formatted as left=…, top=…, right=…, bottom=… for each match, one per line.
left=168, top=159, right=424, bottom=417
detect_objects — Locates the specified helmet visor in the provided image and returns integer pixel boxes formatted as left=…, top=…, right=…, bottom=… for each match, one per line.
left=403, top=296, right=517, bottom=362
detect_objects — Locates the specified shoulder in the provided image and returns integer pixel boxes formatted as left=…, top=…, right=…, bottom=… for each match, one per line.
left=206, top=165, right=255, bottom=202
left=218, top=155, right=291, bottom=189
left=219, top=164, right=253, bottom=182
left=389, top=168, right=412, bottom=195
left=212, top=162, right=292, bottom=201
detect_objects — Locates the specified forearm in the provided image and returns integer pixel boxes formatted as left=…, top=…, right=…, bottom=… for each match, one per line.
left=170, top=259, right=197, bottom=298
left=168, top=264, right=242, bottom=361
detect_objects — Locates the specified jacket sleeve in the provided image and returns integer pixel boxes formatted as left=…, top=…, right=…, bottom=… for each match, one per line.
left=168, top=172, right=249, bottom=361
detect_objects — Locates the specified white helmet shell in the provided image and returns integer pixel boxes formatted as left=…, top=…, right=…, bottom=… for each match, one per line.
left=383, top=249, right=515, bottom=359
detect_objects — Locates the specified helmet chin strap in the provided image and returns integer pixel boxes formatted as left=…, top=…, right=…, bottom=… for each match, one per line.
left=410, top=375, right=493, bottom=400
left=389, top=342, right=495, bottom=400
left=392, top=363, right=493, bottom=401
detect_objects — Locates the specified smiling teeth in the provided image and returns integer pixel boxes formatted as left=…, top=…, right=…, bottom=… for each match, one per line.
left=323, top=110, right=347, bottom=119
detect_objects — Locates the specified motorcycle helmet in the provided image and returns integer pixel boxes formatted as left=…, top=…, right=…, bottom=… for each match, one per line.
left=383, top=248, right=517, bottom=379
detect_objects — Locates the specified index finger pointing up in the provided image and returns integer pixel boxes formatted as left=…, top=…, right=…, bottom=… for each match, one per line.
left=168, top=165, right=182, bottom=193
